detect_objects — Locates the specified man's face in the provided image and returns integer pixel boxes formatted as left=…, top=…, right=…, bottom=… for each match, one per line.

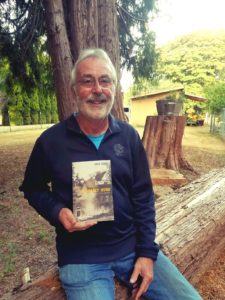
left=74, top=57, right=116, bottom=120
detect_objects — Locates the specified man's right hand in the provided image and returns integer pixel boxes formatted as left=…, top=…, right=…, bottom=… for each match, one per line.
left=58, top=208, right=97, bottom=232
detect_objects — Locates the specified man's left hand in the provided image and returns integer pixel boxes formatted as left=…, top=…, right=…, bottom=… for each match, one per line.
left=130, top=257, right=154, bottom=300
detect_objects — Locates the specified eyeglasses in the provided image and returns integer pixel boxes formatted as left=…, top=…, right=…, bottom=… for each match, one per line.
left=77, top=76, right=114, bottom=88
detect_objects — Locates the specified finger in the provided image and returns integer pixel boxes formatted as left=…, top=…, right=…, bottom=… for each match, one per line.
left=71, top=220, right=97, bottom=231
left=59, top=208, right=77, bottom=229
left=131, top=287, right=138, bottom=299
left=67, top=210, right=76, bottom=221
left=65, top=214, right=77, bottom=230
left=67, top=214, right=77, bottom=226
left=130, top=265, right=140, bottom=284
left=135, top=278, right=151, bottom=300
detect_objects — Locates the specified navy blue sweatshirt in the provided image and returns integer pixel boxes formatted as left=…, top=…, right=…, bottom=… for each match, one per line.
left=20, top=114, right=159, bottom=266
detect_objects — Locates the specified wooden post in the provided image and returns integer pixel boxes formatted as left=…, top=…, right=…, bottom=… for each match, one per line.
left=142, top=115, right=193, bottom=171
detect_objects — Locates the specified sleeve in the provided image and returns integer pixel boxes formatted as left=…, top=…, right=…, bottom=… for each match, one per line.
left=131, top=131, right=159, bottom=261
left=19, top=137, right=65, bottom=226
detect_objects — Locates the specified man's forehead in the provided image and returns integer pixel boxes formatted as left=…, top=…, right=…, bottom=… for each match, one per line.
left=77, top=57, right=112, bottom=75
left=79, top=73, right=111, bottom=78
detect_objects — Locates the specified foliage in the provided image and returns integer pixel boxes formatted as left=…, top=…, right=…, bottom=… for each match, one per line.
left=184, top=101, right=206, bottom=125
left=131, top=77, right=157, bottom=96
left=0, top=0, right=158, bottom=123
left=204, top=81, right=225, bottom=114
left=0, top=0, right=58, bottom=125
left=0, top=0, right=158, bottom=83
left=117, top=0, right=157, bottom=79
left=130, top=77, right=182, bottom=97
left=184, top=101, right=205, bottom=115
left=0, top=0, right=45, bottom=90
left=156, top=30, right=225, bottom=95
left=0, top=51, right=58, bottom=125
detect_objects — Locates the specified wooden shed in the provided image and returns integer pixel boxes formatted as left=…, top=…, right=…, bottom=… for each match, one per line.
left=130, top=88, right=183, bottom=126
left=130, top=88, right=206, bottom=127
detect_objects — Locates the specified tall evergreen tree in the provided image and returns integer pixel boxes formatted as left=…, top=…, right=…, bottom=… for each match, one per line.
left=0, top=0, right=157, bottom=121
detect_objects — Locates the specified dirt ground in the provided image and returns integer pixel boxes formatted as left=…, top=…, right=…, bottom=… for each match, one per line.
left=0, top=125, right=225, bottom=299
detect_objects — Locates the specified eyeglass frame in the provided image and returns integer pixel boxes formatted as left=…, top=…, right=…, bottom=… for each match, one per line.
left=76, top=75, right=115, bottom=89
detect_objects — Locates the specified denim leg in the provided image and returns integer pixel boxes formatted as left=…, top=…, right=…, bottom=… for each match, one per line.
left=113, top=251, right=202, bottom=300
left=112, top=252, right=136, bottom=290
left=59, top=263, right=114, bottom=300
left=146, top=251, right=203, bottom=300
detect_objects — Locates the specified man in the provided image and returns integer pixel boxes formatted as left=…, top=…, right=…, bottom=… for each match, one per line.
left=20, top=48, right=202, bottom=300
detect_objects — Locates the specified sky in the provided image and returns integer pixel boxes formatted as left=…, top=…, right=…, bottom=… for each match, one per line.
left=150, top=0, right=225, bottom=45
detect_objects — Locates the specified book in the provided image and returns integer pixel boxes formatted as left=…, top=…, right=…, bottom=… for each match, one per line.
left=72, top=160, right=114, bottom=222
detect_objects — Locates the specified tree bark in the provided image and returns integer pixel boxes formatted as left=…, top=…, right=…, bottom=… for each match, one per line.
left=1, top=99, right=10, bottom=126
left=43, top=0, right=75, bottom=121
left=156, top=167, right=225, bottom=284
left=67, top=0, right=99, bottom=60
left=43, top=0, right=126, bottom=121
left=97, top=0, right=124, bottom=119
left=142, top=115, right=193, bottom=171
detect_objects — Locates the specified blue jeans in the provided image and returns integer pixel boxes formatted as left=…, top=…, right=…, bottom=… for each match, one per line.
left=59, top=250, right=202, bottom=300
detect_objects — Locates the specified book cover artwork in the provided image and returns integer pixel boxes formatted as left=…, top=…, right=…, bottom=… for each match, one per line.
left=72, top=160, right=114, bottom=222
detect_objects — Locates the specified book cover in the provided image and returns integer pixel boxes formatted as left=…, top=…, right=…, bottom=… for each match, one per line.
left=72, top=160, right=114, bottom=222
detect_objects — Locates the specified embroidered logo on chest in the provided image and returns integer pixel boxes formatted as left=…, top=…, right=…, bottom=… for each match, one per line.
left=113, top=144, right=124, bottom=157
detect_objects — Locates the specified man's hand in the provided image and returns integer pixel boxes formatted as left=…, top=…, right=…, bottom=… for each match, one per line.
left=130, top=257, right=154, bottom=300
left=58, top=208, right=97, bottom=232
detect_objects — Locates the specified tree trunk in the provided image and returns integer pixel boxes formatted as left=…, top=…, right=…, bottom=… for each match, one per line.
left=43, top=0, right=75, bottom=121
left=97, top=0, right=124, bottom=119
left=67, top=0, right=98, bottom=60
left=68, top=0, right=125, bottom=120
left=6, top=168, right=225, bottom=299
left=142, top=115, right=193, bottom=171
left=43, top=0, right=126, bottom=121
left=1, top=99, right=10, bottom=126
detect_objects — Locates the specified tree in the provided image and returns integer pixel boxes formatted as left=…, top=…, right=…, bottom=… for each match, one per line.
left=42, top=0, right=158, bottom=120
left=204, top=81, right=225, bottom=114
left=156, top=30, right=225, bottom=95
left=0, top=40, right=57, bottom=125
left=0, top=58, right=10, bottom=125
left=0, top=0, right=157, bottom=122
left=0, top=0, right=58, bottom=125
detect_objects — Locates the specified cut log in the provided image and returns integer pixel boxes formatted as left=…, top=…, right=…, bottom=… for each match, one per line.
left=142, top=115, right=193, bottom=171
left=4, top=168, right=225, bottom=299
left=156, top=167, right=225, bottom=284
left=2, top=266, right=130, bottom=300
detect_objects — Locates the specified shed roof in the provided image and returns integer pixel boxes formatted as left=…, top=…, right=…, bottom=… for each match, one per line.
left=131, top=88, right=184, bottom=101
left=185, top=93, right=206, bottom=102
left=131, top=88, right=206, bottom=102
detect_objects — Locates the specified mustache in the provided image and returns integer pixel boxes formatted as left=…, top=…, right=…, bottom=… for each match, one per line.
left=86, top=94, right=107, bottom=103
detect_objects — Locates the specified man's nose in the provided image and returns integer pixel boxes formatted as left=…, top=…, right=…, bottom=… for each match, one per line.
left=92, top=80, right=102, bottom=94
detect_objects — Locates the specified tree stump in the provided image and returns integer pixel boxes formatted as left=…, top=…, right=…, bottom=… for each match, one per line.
left=142, top=115, right=193, bottom=171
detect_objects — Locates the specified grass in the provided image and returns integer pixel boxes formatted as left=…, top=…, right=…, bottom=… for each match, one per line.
left=137, top=124, right=225, bottom=176
left=0, top=242, right=17, bottom=278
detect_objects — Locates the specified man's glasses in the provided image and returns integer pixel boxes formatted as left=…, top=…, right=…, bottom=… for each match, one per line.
left=77, top=76, right=113, bottom=88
